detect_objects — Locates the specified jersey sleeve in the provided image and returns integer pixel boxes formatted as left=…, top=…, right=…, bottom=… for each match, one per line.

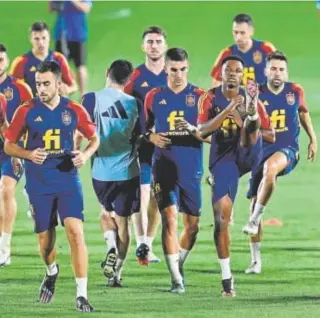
left=15, top=80, right=33, bottom=101
left=124, top=69, right=140, bottom=96
left=5, top=102, right=30, bottom=142
left=53, top=52, right=75, bottom=86
left=0, top=94, right=7, bottom=124
left=292, top=83, right=308, bottom=113
left=68, top=102, right=96, bottom=139
left=9, top=56, right=27, bottom=80
left=210, top=47, right=232, bottom=80
left=197, top=92, right=214, bottom=124
left=257, top=100, right=272, bottom=130
left=261, top=41, right=276, bottom=55
left=81, top=92, right=95, bottom=122
left=143, top=88, right=159, bottom=133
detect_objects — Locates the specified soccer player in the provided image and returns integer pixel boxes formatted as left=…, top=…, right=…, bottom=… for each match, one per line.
left=124, top=26, right=167, bottom=264
left=242, top=51, right=317, bottom=274
left=197, top=55, right=274, bottom=297
left=10, top=21, right=77, bottom=96
left=4, top=61, right=98, bottom=312
left=210, top=14, right=276, bottom=88
left=0, top=44, right=33, bottom=266
left=62, top=0, right=92, bottom=96
left=81, top=60, right=140, bottom=287
left=143, top=48, right=206, bottom=293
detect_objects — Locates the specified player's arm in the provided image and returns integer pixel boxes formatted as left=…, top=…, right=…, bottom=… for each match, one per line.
left=257, top=100, right=275, bottom=143
left=9, top=56, right=26, bottom=80
left=70, top=0, right=92, bottom=13
left=294, top=84, right=317, bottom=161
left=0, top=95, right=9, bottom=139
left=210, top=48, right=232, bottom=88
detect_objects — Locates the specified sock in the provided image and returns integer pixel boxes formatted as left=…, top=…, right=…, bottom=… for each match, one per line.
left=46, top=262, right=58, bottom=276
left=104, top=231, right=117, bottom=253
left=115, top=258, right=124, bottom=280
left=145, top=236, right=154, bottom=249
left=250, top=203, right=265, bottom=224
left=179, top=248, right=190, bottom=267
left=76, top=277, right=88, bottom=299
left=219, top=257, right=232, bottom=280
left=250, top=242, right=261, bottom=264
left=0, top=232, right=12, bottom=251
left=164, top=254, right=183, bottom=285
left=136, top=235, right=146, bottom=247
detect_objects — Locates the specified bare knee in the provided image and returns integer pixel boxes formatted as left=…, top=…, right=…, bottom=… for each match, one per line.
left=263, top=162, right=278, bottom=181
left=162, top=214, right=177, bottom=235
left=66, top=225, right=84, bottom=246
left=185, top=221, right=199, bottom=237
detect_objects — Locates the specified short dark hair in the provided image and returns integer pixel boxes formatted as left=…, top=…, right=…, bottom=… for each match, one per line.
left=266, top=50, right=288, bottom=64
left=142, top=26, right=167, bottom=40
left=233, top=13, right=253, bottom=26
left=36, top=61, right=61, bottom=78
left=30, top=21, right=50, bottom=33
left=0, top=44, right=7, bottom=53
left=165, top=48, right=188, bottom=62
left=108, top=59, right=134, bottom=85
left=221, top=55, right=245, bottom=67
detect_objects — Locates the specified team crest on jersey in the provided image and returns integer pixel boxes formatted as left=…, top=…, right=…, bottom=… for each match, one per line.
left=62, top=110, right=72, bottom=126
left=286, top=92, right=295, bottom=105
left=3, top=87, right=13, bottom=101
left=253, top=50, right=263, bottom=64
left=29, top=66, right=36, bottom=72
left=186, top=94, right=196, bottom=107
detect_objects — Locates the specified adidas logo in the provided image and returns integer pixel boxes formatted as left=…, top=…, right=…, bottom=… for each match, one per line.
left=141, top=81, right=149, bottom=87
left=34, top=116, right=43, bottom=122
left=263, top=100, right=269, bottom=106
left=159, top=99, right=167, bottom=105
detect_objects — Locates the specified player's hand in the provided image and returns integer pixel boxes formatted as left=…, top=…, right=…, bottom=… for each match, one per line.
left=59, top=83, right=70, bottom=96
left=11, top=158, right=23, bottom=176
left=245, top=79, right=259, bottom=116
left=308, top=140, right=317, bottom=162
left=175, top=119, right=198, bottom=133
left=227, top=110, right=243, bottom=127
left=149, top=133, right=171, bottom=148
left=71, top=150, right=88, bottom=168
left=29, top=148, right=48, bottom=165
left=227, top=95, right=245, bottom=112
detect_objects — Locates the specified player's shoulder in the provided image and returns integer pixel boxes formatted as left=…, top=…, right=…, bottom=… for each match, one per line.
left=289, top=82, right=305, bottom=94
left=257, top=39, right=276, bottom=53
left=11, top=54, right=28, bottom=66
left=189, top=84, right=206, bottom=96
left=17, top=98, right=36, bottom=112
left=52, top=51, right=67, bottom=62
left=146, top=87, right=164, bottom=98
left=11, top=77, right=31, bottom=90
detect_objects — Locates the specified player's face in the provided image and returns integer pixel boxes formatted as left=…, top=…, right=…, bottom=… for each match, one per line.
left=265, top=59, right=288, bottom=89
left=35, top=71, right=61, bottom=103
left=232, top=22, right=253, bottom=49
left=30, top=30, right=50, bottom=54
left=0, top=52, right=9, bottom=77
left=166, top=60, right=188, bottom=88
left=222, top=60, right=243, bottom=89
left=142, top=33, right=167, bottom=61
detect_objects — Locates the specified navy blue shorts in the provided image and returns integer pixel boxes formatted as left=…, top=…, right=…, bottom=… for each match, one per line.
left=247, top=146, right=299, bottom=198
left=139, top=143, right=154, bottom=185
left=28, top=185, right=84, bottom=233
left=153, top=158, right=202, bottom=216
left=0, top=153, right=24, bottom=182
left=92, top=177, right=140, bottom=217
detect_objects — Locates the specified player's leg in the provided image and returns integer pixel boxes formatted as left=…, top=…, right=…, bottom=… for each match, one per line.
left=243, top=151, right=289, bottom=236
left=59, top=185, right=94, bottom=312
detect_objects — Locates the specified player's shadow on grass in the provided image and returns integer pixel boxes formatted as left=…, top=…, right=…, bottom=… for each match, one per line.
left=11, top=252, right=38, bottom=258
left=244, top=295, right=320, bottom=304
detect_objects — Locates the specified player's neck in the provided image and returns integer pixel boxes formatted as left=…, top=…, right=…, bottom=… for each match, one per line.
left=43, top=95, right=61, bottom=110
left=106, top=81, right=124, bottom=92
left=145, top=58, right=165, bottom=75
left=267, top=82, right=285, bottom=95
left=237, top=39, right=253, bottom=53
left=0, top=72, right=8, bottom=85
left=32, top=48, right=49, bottom=60
left=221, top=84, right=239, bottom=99
left=168, top=81, right=188, bottom=94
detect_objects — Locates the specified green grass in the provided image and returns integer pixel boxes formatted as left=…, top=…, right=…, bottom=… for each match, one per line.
left=1, top=1, right=320, bottom=317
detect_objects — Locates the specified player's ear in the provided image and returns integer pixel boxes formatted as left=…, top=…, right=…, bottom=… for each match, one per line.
left=105, top=69, right=110, bottom=78
left=141, top=44, right=146, bottom=54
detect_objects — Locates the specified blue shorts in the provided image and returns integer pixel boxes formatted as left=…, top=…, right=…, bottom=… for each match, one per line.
left=153, top=158, right=202, bottom=216
left=211, top=138, right=262, bottom=204
left=0, top=153, right=24, bottom=182
left=28, top=185, right=84, bottom=233
left=139, top=143, right=154, bottom=185
left=247, top=146, right=299, bottom=198
left=92, top=177, right=140, bottom=217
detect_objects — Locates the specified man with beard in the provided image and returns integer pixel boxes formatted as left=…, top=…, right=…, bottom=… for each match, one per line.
left=10, top=21, right=77, bottom=96
left=4, top=61, right=98, bottom=312
left=242, top=51, right=317, bottom=274
left=197, top=55, right=274, bottom=297
left=124, top=26, right=167, bottom=265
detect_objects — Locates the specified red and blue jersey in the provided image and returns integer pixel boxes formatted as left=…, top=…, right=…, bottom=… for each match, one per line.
left=210, top=39, right=276, bottom=85
left=259, top=82, right=308, bottom=153
left=5, top=97, right=95, bottom=194
left=0, top=93, right=7, bottom=125
left=145, top=84, right=205, bottom=176
left=198, top=86, right=272, bottom=168
left=9, top=50, right=75, bottom=96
